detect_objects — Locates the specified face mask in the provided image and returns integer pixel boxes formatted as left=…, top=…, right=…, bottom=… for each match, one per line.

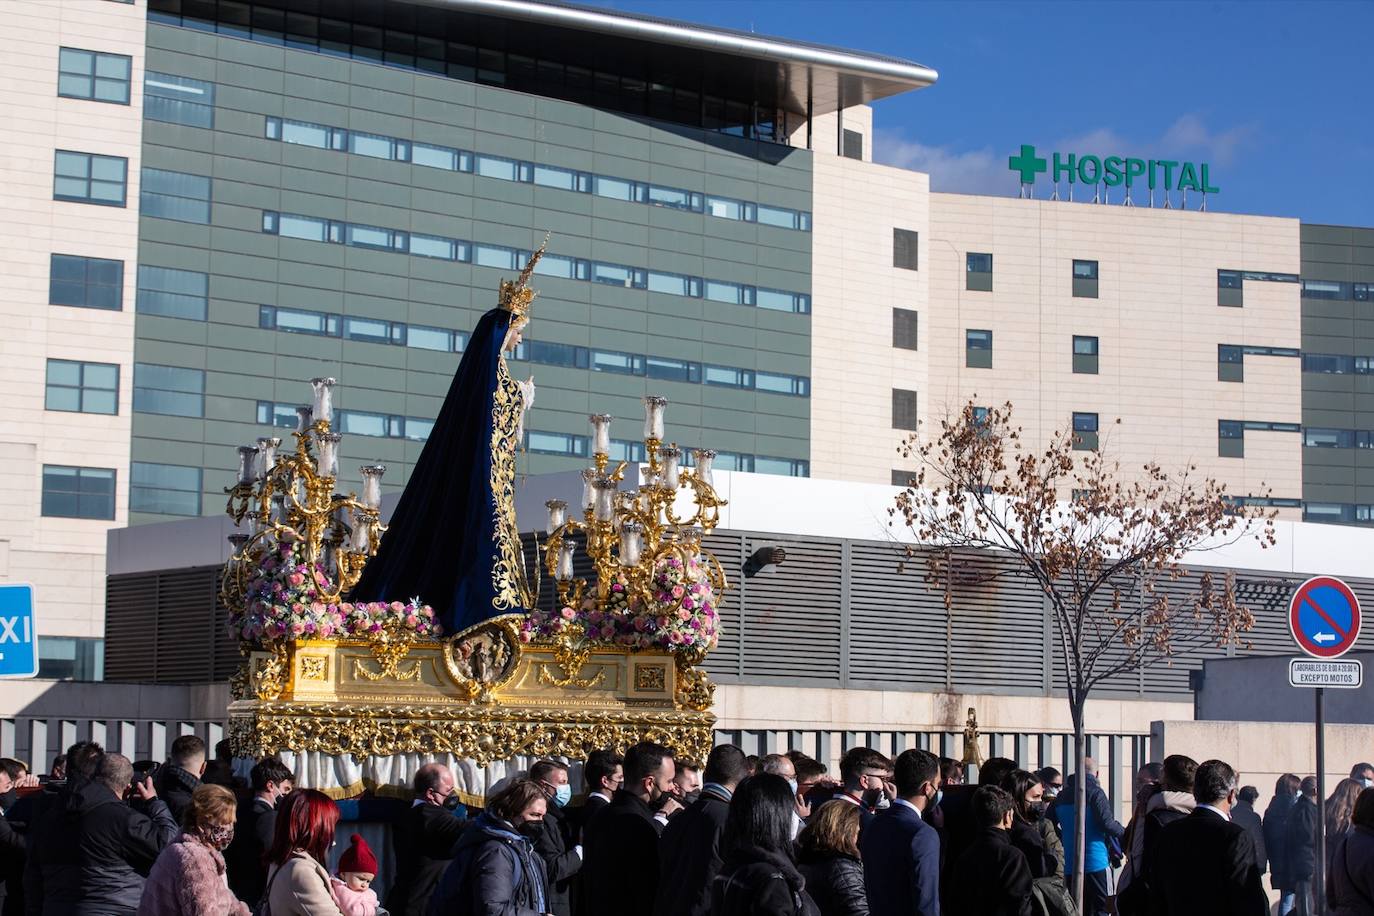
left=1363, top=779, right=1373, bottom=789
left=861, top=788, right=883, bottom=808
left=787, top=778, right=799, bottom=797
left=934, top=789, right=944, bottom=808
left=1028, top=801, right=1047, bottom=821
left=443, top=793, right=462, bottom=811
left=554, top=784, right=572, bottom=807
left=1044, top=787, right=1059, bottom=799
left=205, top=824, right=235, bottom=850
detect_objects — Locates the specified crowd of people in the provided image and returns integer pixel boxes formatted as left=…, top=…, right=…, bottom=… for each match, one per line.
left=1, top=738, right=1372, bottom=916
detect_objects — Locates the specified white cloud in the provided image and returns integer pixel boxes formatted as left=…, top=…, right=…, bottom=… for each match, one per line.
left=874, top=115, right=1257, bottom=195
left=872, top=128, right=1011, bottom=195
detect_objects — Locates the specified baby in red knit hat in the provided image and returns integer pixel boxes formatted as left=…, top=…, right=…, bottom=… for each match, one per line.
left=330, top=833, right=380, bottom=916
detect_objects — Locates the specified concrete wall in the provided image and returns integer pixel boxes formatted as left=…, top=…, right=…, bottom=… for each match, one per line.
left=1151, top=718, right=1374, bottom=818
left=0, top=0, right=147, bottom=640
left=1196, top=652, right=1374, bottom=724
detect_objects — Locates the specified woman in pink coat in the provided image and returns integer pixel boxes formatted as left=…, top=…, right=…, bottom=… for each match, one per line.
left=138, top=783, right=251, bottom=916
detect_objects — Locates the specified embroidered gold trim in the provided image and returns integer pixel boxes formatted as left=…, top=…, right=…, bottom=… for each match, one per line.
left=491, top=356, right=532, bottom=612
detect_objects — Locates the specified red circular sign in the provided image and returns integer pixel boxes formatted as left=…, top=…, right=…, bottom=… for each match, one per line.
left=1288, top=576, right=1362, bottom=659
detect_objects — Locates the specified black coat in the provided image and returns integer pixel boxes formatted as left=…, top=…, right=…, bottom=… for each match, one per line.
left=1230, top=800, right=1267, bottom=874
left=225, top=796, right=277, bottom=904
left=709, top=844, right=820, bottom=916
left=1328, top=824, right=1374, bottom=916
left=796, top=850, right=867, bottom=916
left=947, top=827, right=1033, bottom=916
left=387, top=802, right=469, bottom=916
left=655, top=786, right=731, bottom=916
left=581, top=790, right=663, bottom=916
left=23, top=780, right=178, bottom=916
left=1285, top=795, right=1319, bottom=883
left=1007, top=817, right=1056, bottom=879
left=1149, top=807, right=1268, bottom=916
left=1263, top=793, right=1296, bottom=889
left=428, top=813, right=549, bottom=916
left=0, top=807, right=24, bottom=911
left=529, top=801, right=580, bottom=916
left=151, top=764, right=201, bottom=827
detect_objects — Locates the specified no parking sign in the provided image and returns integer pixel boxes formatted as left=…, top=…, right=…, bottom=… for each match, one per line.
left=1288, top=576, right=1362, bottom=659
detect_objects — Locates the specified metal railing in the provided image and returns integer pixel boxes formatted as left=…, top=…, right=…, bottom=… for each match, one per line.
left=0, top=717, right=226, bottom=773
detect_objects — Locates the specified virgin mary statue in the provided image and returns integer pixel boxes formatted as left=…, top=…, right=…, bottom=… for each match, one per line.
left=349, top=247, right=543, bottom=635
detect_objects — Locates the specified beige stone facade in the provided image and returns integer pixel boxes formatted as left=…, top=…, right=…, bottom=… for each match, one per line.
left=0, top=0, right=146, bottom=639
left=810, top=155, right=1304, bottom=515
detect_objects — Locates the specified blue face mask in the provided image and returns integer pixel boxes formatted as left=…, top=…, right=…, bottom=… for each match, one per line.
left=554, top=784, right=572, bottom=807
left=934, top=789, right=944, bottom=807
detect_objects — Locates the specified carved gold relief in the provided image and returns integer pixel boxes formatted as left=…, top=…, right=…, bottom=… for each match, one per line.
left=299, top=656, right=329, bottom=681
left=635, top=663, right=667, bottom=692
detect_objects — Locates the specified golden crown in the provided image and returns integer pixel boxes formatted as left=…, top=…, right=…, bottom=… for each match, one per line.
left=498, top=235, right=548, bottom=322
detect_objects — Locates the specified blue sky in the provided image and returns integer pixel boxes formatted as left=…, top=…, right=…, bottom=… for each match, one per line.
left=587, top=0, right=1374, bottom=226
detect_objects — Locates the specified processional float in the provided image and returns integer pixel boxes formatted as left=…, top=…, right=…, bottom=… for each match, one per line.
left=223, top=242, right=727, bottom=800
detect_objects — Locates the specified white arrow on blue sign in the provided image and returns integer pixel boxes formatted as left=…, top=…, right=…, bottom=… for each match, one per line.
left=0, top=584, right=39, bottom=679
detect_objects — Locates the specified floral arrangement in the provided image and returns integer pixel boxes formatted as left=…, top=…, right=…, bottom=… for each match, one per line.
left=228, top=539, right=440, bottom=642
left=518, top=555, right=717, bottom=653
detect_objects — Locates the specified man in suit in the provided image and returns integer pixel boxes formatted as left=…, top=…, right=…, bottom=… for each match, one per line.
left=860, top=748, right=942, bottom=916
left=528, top=759, right=581, bottom=916
left=582, top=741, right=675, bottom=916
left=823, top=747, right=894, bottom=831
left=225, top=756, right=293, bottom=904
left=1284, top=776, right=1320, bottom=916
left=653, top=744, right=747, bottom=916
left=385, top=763, right=468, bottom=916
left=574, top=748, right=623, bottom=836
left=1149, top=758, right=1268, bottom=916
left=947, top=785, right=1033, bottom=916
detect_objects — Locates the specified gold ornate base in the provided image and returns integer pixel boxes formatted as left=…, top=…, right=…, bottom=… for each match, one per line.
left=228, top=616, right=716, bottom=770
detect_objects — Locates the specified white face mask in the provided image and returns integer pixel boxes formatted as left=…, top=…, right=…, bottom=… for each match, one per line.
left=1363, top=778, right=1373, bottom=789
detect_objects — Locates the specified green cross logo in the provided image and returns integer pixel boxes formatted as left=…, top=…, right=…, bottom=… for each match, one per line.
left=1008, top=144, right=1047, bottom=184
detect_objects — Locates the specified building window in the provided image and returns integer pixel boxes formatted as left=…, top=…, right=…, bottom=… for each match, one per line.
left=965, top=330, right=993, bottom=369
left=1218, top=269, right=1244, bottom=307
left=1301, top=279, right=1348, bottom=301
left=893, top=229, right=919, bottom=271
left=130, top=461, right=202, bottom=516
left=1072, top=259, right=1099, bottom=298
left=645, top=356, right=700, bottom=383
left=891, top=469, right=915, bottom=487
left=144, top=72, right=215, bottom=127
left=41, top=465, right=116, bottom=519
left=704, top=366, right=753, bottom=388
left=892, top=308, right=919, bottom=351
left=57, top=48, right=131, bottom=104
left=966, top=253, right=993, bottom=291
left=756, top=372, right=810, bottom=396
left=1072, top=412, right=1099, bottom=451
left=842, top=128, right=864, bottom=160
left=141, top=168, right=211, bottom=224
left=53, top=151, right=127, bottom=206
left=1218, top=345, right=1244, bottom=382
left=1219, top=420, right=1245, bottom=458
left=133, top=363, right=205, bottom=417
left=592, top=350, right=646, bottom=376
left=36, top=636, right=104, bottom=681
left=136, top=265, right=207, bottom=320
left=45, top=360, right=118, bottom=415
left=49, top=254, right=123, bottom=310
left=892, top=388, right=919, bottom=431
left=527, top=431, right=590, bottom=457
left=1072, top=335, right=1099, bottom=374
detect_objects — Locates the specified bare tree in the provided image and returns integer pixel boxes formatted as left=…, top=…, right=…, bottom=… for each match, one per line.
left=890, top=401, right=1275, bottom=910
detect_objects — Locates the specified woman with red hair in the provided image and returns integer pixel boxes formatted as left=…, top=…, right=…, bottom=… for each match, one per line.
left=262, top=789, right=344, bottom=915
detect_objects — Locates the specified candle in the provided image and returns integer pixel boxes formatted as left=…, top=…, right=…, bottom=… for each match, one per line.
left=693, top=449, right=716, bottom=487
left=315, top=432, right=341, bottom=476
left=589, top=413, right=613, bottom=456
left=361, top=465, right=386, bottom=509
left=310, top=377, right=336, bottom=423
left=237, top=446, right=258, bottom=484
left=592, top=476, right=616, bottom=522
left=257, top=437, right=281, bottom=476
left=642, top=396, right=667, bottom=441
left=556, top=540, right=576, bottom=581
left=658, top=446, right=681, bottom=489
left=295, top=406, right=314, bottom=433
left=270, top=492, right=285, bottom=523
left=580, top=468, right=598, bottom=511
left=683, top=525, right=705, bottom=560
left=619, top=521, right=643, bottom=567
left=228, top=533, right=250, bottom=553
left=545, top=498, right=567, bottom=535
left=350, top=520, right=370, bottom=552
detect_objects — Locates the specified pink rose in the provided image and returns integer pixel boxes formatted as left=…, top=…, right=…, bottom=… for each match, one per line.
left=561, top=607, right=576, bottom=620
left=390, top=601, right=405, bottom=613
